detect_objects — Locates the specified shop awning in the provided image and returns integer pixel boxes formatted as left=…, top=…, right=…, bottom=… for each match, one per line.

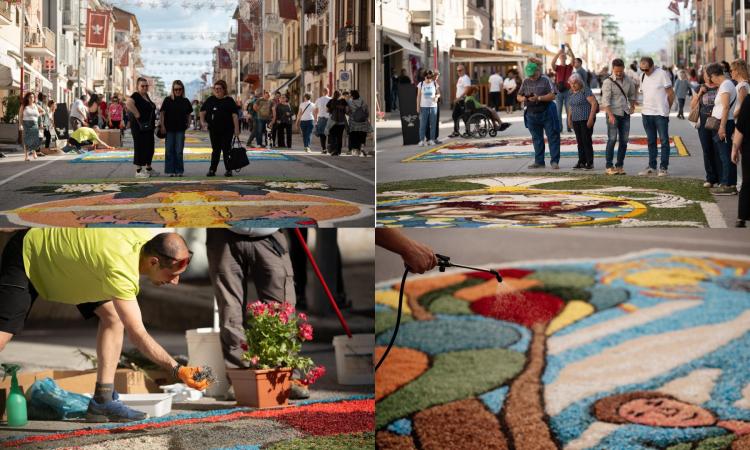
left=0, top=51, right=20, bottom=89
left=383, top=32, right=422, bottom=58
left=497, top=40, right=557, bottom=57
left=449, top=47, right=528, bottom=64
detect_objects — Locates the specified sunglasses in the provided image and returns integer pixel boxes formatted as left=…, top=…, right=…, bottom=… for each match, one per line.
left=174, top=87, right=184, bottom=91
left=156, top=249, right=194, bottom=270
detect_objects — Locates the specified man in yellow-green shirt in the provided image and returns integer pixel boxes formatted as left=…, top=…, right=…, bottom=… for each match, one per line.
left=0, top=229, right=210, bottom=422
left=65, top=126, right=113, bottom=153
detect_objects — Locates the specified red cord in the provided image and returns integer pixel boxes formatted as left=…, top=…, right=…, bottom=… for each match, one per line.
left=293, top=228, right=352, bottom=338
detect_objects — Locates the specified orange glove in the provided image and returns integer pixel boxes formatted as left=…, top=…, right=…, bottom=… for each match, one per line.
left=174, top=365, right=212, bottom=391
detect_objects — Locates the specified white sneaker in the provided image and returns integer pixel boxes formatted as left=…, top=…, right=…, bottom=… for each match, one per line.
left=427, top=140, right=435, bottom=146
left=418, top=140, right=426, bottom=147
left=638, top=168, right=656, bottom=176
left=703, top=181, right=714, bottom=188
left=305, top=147, right=312, bottom=153
left=147, top=169, right=160, bottom=178
left=352, top=149, right=360, bottom=157
left=135, top=171, right=148, bottom=179
left=657, top=169, right=668, bottom=177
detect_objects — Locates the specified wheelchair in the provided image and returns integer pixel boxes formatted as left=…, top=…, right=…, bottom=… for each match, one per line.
left=461, top=103, right=500, bottom=139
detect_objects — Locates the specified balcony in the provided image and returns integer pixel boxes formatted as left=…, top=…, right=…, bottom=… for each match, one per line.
left=336, top=26, right=370, bottom=62
left=303, top=0, right=328, bottom=14
left=265, top=60, right=285, bottom=78
left=264, top=14, right=283, bottom=34
left=0, top=1, right=13, bottom=26
left=303, top=44, right=326, bottom=71
left=456, top=15, right=483, bottom=41
left=411, top=10, right=444, bottom=26
left=25, top=27, right=56, bottom=58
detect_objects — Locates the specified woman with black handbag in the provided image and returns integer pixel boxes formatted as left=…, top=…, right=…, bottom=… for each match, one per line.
left=200, top=79, right=240, bottom=177
left=126, top=77, right=158, bottom=178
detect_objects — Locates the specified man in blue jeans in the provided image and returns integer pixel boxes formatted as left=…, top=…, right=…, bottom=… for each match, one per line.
left=600, top=58, right=637, bottom=175
left=638, top=57, right=674, bottom=176
left=518, top=61, right=561, bottom=169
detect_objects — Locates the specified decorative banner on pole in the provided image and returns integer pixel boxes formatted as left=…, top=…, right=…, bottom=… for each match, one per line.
left=115, top=41, right=131, bottom=66
left=563, top=12, right=578, bottom=35
left=237, top=20, right=254, bottom=51
left=217, top=47, right=232, bottom=69
left=86, top=9, right=110, bottom=48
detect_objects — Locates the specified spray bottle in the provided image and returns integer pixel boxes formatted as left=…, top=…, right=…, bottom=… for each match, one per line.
left=2, top=364, right=27, bottom=427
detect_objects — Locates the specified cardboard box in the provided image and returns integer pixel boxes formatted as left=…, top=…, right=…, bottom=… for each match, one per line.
left=97, top=129, right=122, bottom=147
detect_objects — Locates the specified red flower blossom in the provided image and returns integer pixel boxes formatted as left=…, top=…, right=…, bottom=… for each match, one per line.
left=302, top=365, right=326, bottom=385
left=240, top=342, right=248, bottom=351
left=298, top=323, right=313, bottom=341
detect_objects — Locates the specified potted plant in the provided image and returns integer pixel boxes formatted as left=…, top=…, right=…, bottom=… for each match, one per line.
left=226, top=301, right=325, bottom=408
left=0, top=94, right=20, bottom=143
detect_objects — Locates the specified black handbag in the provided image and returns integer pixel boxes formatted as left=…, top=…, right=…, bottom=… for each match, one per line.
left=226, top=136, right=250, bottom=171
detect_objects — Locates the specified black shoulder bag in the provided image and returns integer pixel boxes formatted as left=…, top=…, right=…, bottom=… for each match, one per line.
left=226, top=136, right=250, bottom=171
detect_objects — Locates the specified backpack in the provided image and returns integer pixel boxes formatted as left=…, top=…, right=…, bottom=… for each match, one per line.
left=351, top=102, right=368, bottom=122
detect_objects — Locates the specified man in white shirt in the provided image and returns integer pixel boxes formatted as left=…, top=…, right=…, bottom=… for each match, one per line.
left=638, top=57, right=674, bottom=177
left=70, top=94, right=88, bottom=131
left=313, top=88, right=332, bottom=154
left=488, top=71, right=503, bottom=112
left=449, top=65, right=472, bottom=138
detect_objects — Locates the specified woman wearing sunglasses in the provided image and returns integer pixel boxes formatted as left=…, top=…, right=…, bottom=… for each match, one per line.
left=126, top=77, right=158, bottom=178
left=200, top=80, right=241, bottom=177
left=160, top=80, right=193, bottom=177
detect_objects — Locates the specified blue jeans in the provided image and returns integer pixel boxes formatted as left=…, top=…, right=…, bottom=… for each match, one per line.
left=556, top=89, right=570, bottom=128
left=698, top=113, right=721, bottom=184
left=712, top=120, right=737, bottom=186
left=419, top=107, right=437, bottom=142
left=642, top=114, right=670, bottom=170
left=165, top=130, right=185, bottom=175
left=524, top=102, right=561, bottom=165
left=605, top=115, right=630, bottom=168
left=300, top=120, right=314, bottom=148
left=255, top=118, right=268, bottom=146
left=391, top=87, right=399, bottom=110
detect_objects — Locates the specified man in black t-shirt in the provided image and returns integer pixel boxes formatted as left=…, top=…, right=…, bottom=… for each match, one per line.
left=199, top=80, right=240, bottom=177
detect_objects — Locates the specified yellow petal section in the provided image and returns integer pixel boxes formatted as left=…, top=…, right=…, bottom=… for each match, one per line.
left=376, top=289, right=412, bottom=315
left=546, top=300, right=595, bottom=336
left=624, top=268, right=706, bottom=288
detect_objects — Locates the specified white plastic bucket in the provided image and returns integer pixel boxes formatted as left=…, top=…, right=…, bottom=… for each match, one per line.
left=185, top=328, right=229, bottom=398
left=119, top=393, right=173, bottom=417
left=332, top=334, right=374, bottom=385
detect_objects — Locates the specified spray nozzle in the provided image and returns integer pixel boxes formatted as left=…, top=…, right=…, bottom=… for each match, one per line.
left=1, top=363, right=21, bottom=382
left=436, top=254, right=503, bottom=283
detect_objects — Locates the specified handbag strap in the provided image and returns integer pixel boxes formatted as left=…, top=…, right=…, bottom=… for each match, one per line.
left=607, top=78, right=629, bottom=104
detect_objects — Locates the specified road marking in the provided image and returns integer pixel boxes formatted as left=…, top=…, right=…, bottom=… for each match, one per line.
left=299, top=155, right=374, bottom=185
left=0, top=157, right=61, bottom=187
left=700, top=201, right=727, bottom=228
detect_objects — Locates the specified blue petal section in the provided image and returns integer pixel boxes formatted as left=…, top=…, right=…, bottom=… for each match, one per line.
left=479, top=386, right=509, bottom=415
left=387, top=418, right=413, bottom=436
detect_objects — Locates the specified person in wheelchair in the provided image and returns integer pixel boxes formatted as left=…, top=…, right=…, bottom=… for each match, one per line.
left=462, top=86, right=511, bottom=135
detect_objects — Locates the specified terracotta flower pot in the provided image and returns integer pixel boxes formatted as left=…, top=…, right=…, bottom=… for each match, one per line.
left=226, top=367, right=293, bottom=408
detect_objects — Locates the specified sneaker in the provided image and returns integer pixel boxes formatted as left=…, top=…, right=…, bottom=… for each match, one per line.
left=352, top=149, right=361, bottom=157
left=224, top=170, right=233, bottom=177
left=605, top=167, right=617, bottom=175
left=321, top=150, right=328, bottom=155
left=434, top=138, right=443, bottom=144
left=135, top=171, right=149, bottom=179
left=305, top=147, right=312, bottom=153
left=573, top=163, right=585, bottom=170
left=711, top=185, right=737, bottom=196
left=584, top=164, right=594, bottom=171
left=289, top=380, right=310, bottom=400
left=528, top=163, right=545, bottom=169
left=418, top=140, right=427, bottom=147
left=86, top=392, right=147, bottom=423
left=703, top=181, right=714, bottom=188
left=736, top=219, right=747, bottom=228
left=499, top=123, right=511, bottom=131
left=638, top=168, right=656, bottom=176
left=147, top=169, right=160, bottom=178
left=551, top=163, right=560, bottom=170
left=449, top=132, right=461, bottom=138
left=616, top=167, right=626, bottom=175
left=657, top=169, right=668, bottom=177
left=346, top=150, right=352, bottom=155
left=206, top=170, right=216, bottom=177
left=427, top=140, right=435, bottom=146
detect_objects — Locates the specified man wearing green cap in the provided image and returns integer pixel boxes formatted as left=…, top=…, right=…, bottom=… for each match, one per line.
left=518, top=58, right=561, bottom=169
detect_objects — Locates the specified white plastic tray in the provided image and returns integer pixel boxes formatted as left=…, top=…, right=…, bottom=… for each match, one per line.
left=118, top=393, right=174, bottom=417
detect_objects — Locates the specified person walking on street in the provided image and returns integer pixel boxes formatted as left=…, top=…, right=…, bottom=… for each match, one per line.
left=70, top=94, right=88, bottom=131
left=0, top=229, right=210, bottom=422
left=20, top=92, right=42, bottom=161
left=272, top=93, right=293, bottom=148
left=200, top=80, right=240, bottom=177
left=674, top=70, right=692, bottom=119
left=488, top=70, right=503, bottom=112
left=160, top=80, right=193, bottom=177
left=347, top=89, right=371, bottom=156
left=450, top=64, right=472, bottom=137
left=692, top=71, right=722, bottom=188
left=732, top=93, right=750, bottom=227
left=518, top=61, right=561, bottom=169
left=245, top=92, right=258, bottom=146
left=390, top=68, right=399, bottom=110
left=313, top=88, right=332, bottom=154
left=705, top=63, right=738, bottom=196
left=126, top=78, right=158, bottom=178
left=567, top=73, right=597, bottom=170
left=417, top=70, right=439, bottom=146
left=296, top=93, right=315, bottom=153
left=326, top=91, right=348, bottom=156
left=601, top=58, right=637, bottom=175
left=638, top=57, right=675, bottom=177
left=551, top=45, right=575, bottom=132
left=253, top=91, right=272, bottom=148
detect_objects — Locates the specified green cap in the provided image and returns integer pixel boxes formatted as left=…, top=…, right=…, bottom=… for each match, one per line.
left=525, top=62, right=538, bottom=77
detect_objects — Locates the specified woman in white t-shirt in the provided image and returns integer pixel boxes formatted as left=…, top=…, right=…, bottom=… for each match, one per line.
left=416, top=70, right=440, bottom=146
left=20, top=92, right=44, bottom=161
left=707, top=63, right=738, bottom=194
left=295, top=93, right=315, bottom=153
left=730, top=59, right=749, bottom=119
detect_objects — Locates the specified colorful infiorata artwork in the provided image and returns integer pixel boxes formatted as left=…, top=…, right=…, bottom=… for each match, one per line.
left=375, top=250, right=750, bottom=449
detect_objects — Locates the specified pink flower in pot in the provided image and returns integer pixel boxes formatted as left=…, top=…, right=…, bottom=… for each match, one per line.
left=298, top=322, right=313, bottom=341
left=302, top=366, right=326, bottom=385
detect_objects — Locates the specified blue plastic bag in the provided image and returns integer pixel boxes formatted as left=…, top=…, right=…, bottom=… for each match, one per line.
left=27, top=378, right=90, bottom=420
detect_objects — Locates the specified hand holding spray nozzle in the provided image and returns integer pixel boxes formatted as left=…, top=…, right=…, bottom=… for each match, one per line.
left=436, top=254, right=503, bottom=283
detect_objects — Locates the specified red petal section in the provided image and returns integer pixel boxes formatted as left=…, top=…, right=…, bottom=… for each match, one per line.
left=470, top=291, right=564, bottom=327
left=466, top=268, right=534, bottom=280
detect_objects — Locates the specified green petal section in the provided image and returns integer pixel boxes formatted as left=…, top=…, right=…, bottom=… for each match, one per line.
left=375, top=348, right=525, bottom=429
left=266, top=432, right=375, bottom=449
left=527, top=271, right=596, bottom=290
left=376, top=309, right=413, bottom=336
left=429, top=295, right=473, bottom=315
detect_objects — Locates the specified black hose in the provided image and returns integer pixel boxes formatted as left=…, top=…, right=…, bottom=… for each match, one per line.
left=375, top=267, right=409, bottom=371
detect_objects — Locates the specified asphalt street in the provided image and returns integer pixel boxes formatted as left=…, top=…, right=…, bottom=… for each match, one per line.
left=0, top=129, right=375, bottom=227
left=376, top=106, right=742, bottom=224
left=375, top=228, right=750, bottom=282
